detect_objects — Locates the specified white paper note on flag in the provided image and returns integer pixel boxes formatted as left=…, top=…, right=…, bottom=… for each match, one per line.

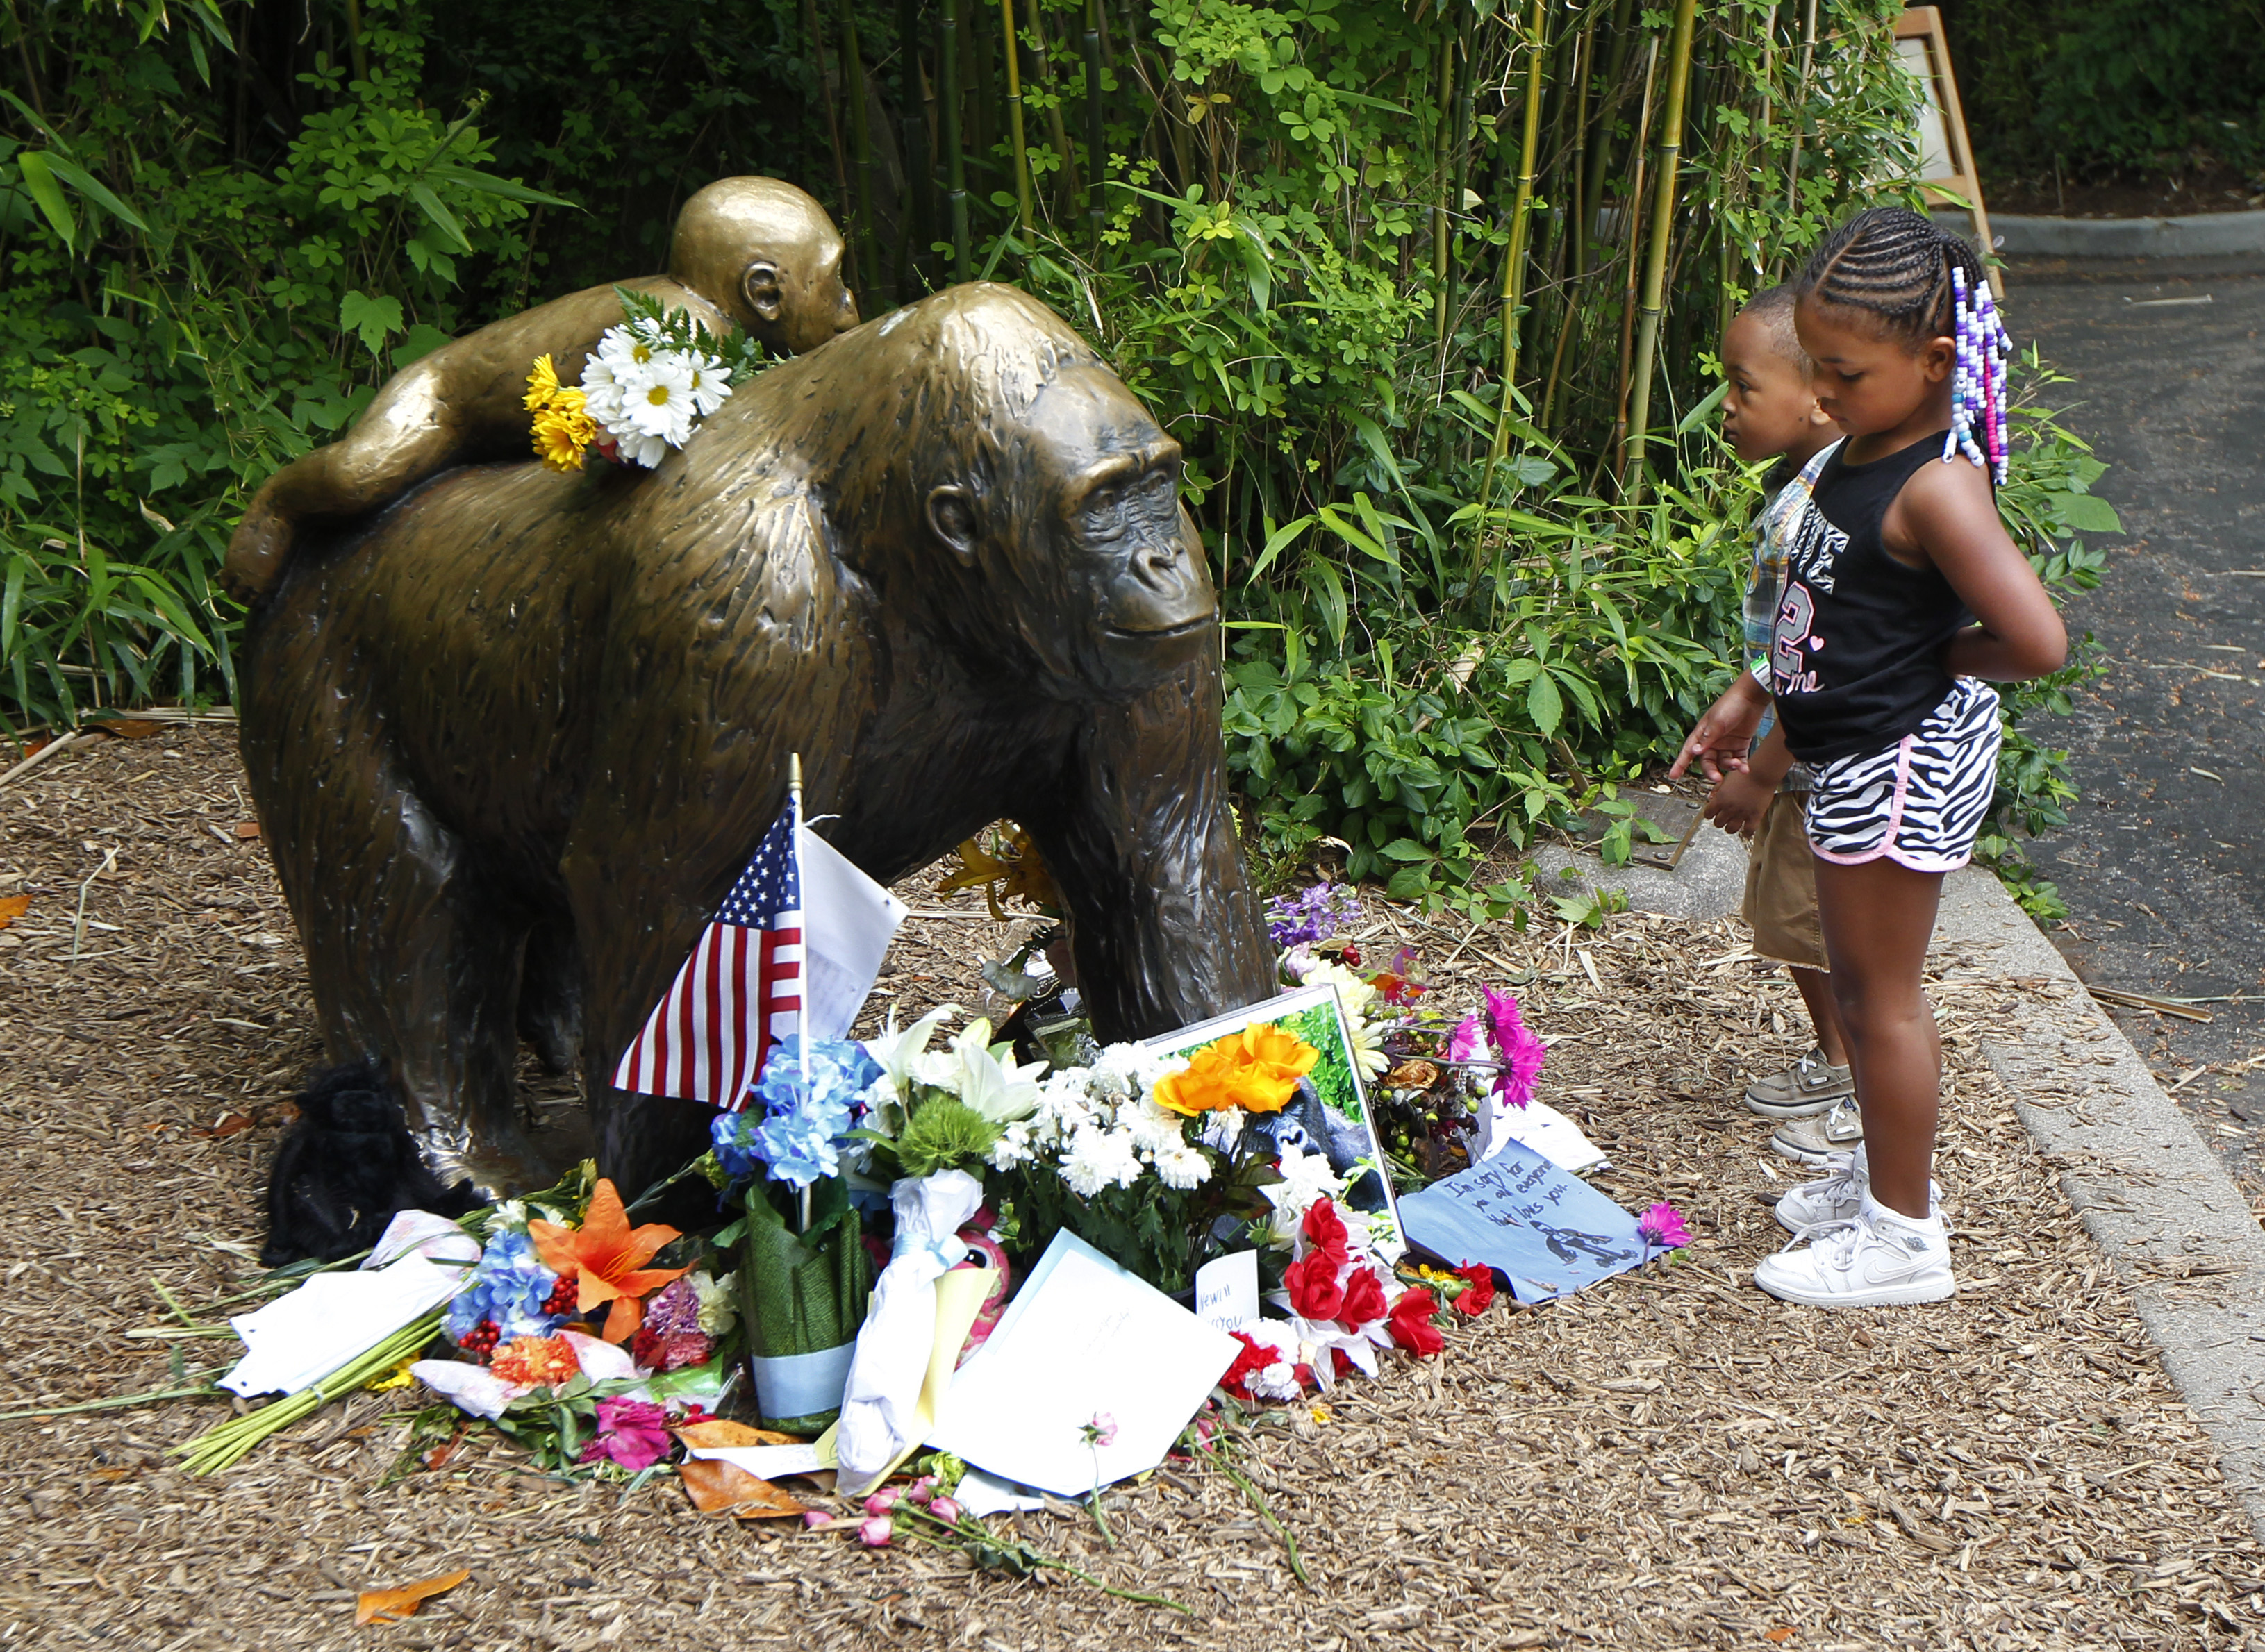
left=796, top=823, right=908, bottom=1042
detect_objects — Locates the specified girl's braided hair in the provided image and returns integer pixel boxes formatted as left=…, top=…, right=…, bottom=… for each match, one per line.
left=1794, top=206, right=2012, bottom=483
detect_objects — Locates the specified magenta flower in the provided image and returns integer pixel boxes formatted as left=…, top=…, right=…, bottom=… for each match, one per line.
left=802, top=1510, right=836, bottom=1530
left=929, top=1495, right=963, bottom=1524
left=576, top=1397, right=672, bottom=1470
left=1638, top=1202, right=1691, bottom=1249
left=1482, top=985, right=1547, bottom=1108
left=1446, top=1013, right=1484, bottom=1064
left=858, top=1515, right=894, bottom=1548
left=863, top=1488, right=901, bottom=1517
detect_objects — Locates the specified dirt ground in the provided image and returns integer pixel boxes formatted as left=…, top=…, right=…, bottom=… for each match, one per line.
left=3, top=724, right=2262, bottom=1651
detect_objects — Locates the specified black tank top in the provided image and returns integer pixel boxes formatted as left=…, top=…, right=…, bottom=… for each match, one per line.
left=1768, top=432, right=1975, bottom=764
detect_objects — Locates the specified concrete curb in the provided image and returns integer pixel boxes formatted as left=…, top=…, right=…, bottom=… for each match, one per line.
left=1536, top=831, right=2265, bottom=1537
left=1932, top=869, right=2265, bottom=1540
left=1996, top=210, right=2265, bottom=258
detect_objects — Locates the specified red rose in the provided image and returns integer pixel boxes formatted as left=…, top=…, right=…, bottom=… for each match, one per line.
left=1331, top=1347, right=1354, bottom=1379
left=1388, top=1287, right=1445, bottom=1357
left=1452, top=1262, right=1496, bottom=1316
left=1218, top=1331, right=1271, bottom=1401
left=1283, top=1249, right=1347, bottom=1321
left=1300, top=1199, right=1349, bottom=1265
left=1338, top=1264, right=1388, bottom=1328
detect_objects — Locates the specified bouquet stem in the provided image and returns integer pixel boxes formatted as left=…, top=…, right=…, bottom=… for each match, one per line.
left=169, top=1312, right=445, bottom=1476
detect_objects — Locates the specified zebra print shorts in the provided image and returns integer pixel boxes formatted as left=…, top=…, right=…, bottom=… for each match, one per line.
left=1804, top=678, right=2002, bottom=873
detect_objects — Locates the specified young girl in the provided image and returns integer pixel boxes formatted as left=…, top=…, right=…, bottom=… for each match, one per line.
left=1702, top=207, right=2067, bottom=1306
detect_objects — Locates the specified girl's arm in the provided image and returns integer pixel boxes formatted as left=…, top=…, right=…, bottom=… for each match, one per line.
left=1886, top=460, right=2068, bottom=681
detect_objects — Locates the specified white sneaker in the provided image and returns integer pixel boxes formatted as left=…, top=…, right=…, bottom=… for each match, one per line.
left=1771, top=1095, right=1864, bottom=1164
left=1771, top=1146, right=1941, bottom=1234
left=1752, top=1192, right=1956, bottom=1308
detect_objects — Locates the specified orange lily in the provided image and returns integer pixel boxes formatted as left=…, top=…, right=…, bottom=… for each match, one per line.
left=529, top=1178, right=690, bottom=1343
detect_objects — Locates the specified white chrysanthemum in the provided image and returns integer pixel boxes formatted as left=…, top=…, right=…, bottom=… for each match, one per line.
left=1197, top=1105, right=1247, bottom=1153
left=987, top=1118, right=1038, bottom=1170
left=1151, top=1140, right=1211, bottom=1190
left=622, top=357, right=697, bottom=446
left=1123, top=1096, right=1187, bottom=1158
left=1059, top=1125, right=1143, bottom=1197
left=686, top=353, right=731, bottom=417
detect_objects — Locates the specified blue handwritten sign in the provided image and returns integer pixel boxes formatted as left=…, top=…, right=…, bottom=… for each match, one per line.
left=1397, top=1140, right=1652, bottom=1303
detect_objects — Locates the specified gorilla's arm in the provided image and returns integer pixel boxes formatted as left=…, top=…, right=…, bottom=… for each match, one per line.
left=1024, top=654, right=1277, bottom=1040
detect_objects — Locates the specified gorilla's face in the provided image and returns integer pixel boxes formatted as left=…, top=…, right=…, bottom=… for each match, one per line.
left=927, top=364, right=1216, bottom=696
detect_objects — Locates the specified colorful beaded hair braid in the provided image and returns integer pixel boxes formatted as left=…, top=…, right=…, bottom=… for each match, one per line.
left=1794, top=206, right=2012, bottom=484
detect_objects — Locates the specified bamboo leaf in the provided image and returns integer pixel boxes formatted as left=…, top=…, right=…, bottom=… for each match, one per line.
left=15, top=153, right=76, bottom=249
left=40, top=154, right=150, bottom=233
left=408, top=183, right=475, bottom=253
left=1245, top=514, right=1314, bottom=585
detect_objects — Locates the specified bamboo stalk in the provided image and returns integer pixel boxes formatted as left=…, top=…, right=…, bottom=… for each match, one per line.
left=839, top=0, right=879, bottom=295
left=940, top=0, right=971, bottom=278
left=1429, top=31, right=1457, bottom=357
left=899, top=0, right=936, bottom=280
left=1622, top=0, right=1698, bottom=501
left=1611, top=35, right=1660, bottom=483
left=805, top=0, right=855, bottom=242
left=1479, top=0, right=1550, bottom=507
left=1003, top=0, right=1034, bottom=233
left=1579, top=0, right=1640, bottom=276
left=1566, top=17, right=1595, bottom=283
left=1786, top=0, right=1818, bottom=222
left=1024, top=0, right=1076, bottom=213
left=1083, top=0, right=1107, bottom=247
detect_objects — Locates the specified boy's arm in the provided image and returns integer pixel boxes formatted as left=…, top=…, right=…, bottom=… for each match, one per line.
left=1701, top=720, right=1794, bottom=837
left=1669, top=667, right=1768, bottom=782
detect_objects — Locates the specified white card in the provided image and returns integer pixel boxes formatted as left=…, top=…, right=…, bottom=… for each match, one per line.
left=1193, top=1249, right=1259, bottom=1333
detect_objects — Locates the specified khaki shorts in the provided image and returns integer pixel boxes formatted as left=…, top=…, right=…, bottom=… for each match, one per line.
left=1741, top=791, right=1828, bottom=972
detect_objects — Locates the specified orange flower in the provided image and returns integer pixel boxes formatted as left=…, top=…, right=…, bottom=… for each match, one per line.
left=1153, top=1023, right=1320, bottom=1116
left=529, top=1178, right=691, bottom=1343
left=489, top=1333, right=580, bottom=1389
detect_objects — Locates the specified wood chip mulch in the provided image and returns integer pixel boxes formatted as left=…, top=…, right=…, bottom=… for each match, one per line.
left=3, top=726, right=2261, bottom=1650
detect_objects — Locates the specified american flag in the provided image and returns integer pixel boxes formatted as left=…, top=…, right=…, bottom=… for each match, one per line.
left=612, top=802, right=803, bottom=1110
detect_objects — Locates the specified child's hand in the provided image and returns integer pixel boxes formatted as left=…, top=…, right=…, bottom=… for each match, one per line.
left=1670, top=675, right=1768, bottom=783
left=1703, top=769, right=1775, bottom=837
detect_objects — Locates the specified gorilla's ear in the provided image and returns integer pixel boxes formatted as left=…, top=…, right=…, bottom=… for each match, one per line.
left=741, top=259, right=786, bottom=324
left=927, top=485, right=979, bottom=567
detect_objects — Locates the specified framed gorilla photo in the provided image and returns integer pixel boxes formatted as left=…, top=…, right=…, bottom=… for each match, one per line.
left=1143, top=983, right=1405, bottom=1259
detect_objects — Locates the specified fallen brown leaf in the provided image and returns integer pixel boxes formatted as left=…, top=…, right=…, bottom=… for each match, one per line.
left=1765, top=1630, right=1795, bottom=1644
left=674, top=1419, right=800, bottom=1450
left=192, top=1111, right=254, bottom=1139
left=354, top=1568, right=470, bottom=1626
left=98, top=719, right=163, bottom=740
left=0, top=894, right=27, bottom=931
left=231, top=820, right=263, bottom=839
left=678, top=1458, right=807, bottom=1519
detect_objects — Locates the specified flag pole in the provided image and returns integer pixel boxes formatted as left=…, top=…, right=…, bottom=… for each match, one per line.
left=790, top=753, right=812, bottom=1235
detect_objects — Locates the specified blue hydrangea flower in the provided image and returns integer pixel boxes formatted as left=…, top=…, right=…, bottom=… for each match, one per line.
left=710, top=1036, right=882, bottom=1190
left=442, top=1228, right=564, bottom=1344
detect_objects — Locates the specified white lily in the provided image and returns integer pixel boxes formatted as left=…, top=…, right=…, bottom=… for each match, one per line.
left=946, top=1017, right=1046, bottom=1124
left=861, top=1003, right=963, bottom=1099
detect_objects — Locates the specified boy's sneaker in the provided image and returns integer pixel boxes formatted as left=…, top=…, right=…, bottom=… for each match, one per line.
left=1752, top=1192, right=1955, bottom=1308
left=1772, top=1096, right=1864, bottom=1164
left=1742, top=1048, right=1855, bottom=1119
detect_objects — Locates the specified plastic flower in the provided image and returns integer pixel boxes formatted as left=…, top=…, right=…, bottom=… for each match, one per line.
left=1219, top=1332, right=1275, bottom=1401
left=1482, top=985, right=1548, bottom=1108
left=1282, top=1249, right=1347, bottom=1321
left=1338, top=1263, right=1388, bottom=1328
left=488, top=1334, right=580, bottom=1390
left=579, top=1397, right=673, bottom=1470
left=1259, top=1145, right=1347, bottom=1248
left=1300, top=1199, right=1350, bottom=1266
left=1638, top=1202, right=1691, bottom=1249
left=1386, top=1287, right=1445, bottom=1358
left=442, top=1228, right=565, bottom=1347
left=528, top=1178, right=691, bottom=1343
left=1452, top=1262, right=1496, bottom=1316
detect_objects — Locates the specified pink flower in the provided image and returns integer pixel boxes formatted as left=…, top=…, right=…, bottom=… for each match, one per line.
left=1638, top=1202, right=1691, bottom=1249
left=1482, top=986, right=1546, bottom=1108
left=929, top=1496, right=963, bottom=1524
left=576, top=1397, right=672, bottom=1470
left=1446, top=1014, right=1485, bottom=1064
left=863, top=1488, right=901, bottom=1517
left=858, top=1515, right=893, bottom=1547
left=906, top=1476, right=936, bottom=1506
left=1086, top=1412, right=1119, bottom=1448
left=802, top=1510, right=836, bottom=1530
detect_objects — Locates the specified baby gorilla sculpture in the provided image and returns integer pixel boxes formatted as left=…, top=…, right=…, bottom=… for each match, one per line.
left=241, top=283, right=1278, bottom=1255
left=222, top=176, right=858, bottom=602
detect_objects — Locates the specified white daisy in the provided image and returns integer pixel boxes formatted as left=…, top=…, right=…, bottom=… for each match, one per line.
left=686, top=352, right=732, bottom=417
left=622, top=358, right=697, bottom=447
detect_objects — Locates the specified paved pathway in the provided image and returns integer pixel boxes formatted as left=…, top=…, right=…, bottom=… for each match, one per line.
left=2005, top=251, right=2265, bottom=1215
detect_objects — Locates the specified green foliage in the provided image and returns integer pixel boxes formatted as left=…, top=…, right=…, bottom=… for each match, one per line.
left=1939, top=0, right=2265, bottom=179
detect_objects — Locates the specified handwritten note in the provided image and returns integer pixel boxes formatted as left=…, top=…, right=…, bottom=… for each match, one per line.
left=931, top=1232, right=1237, bottom=1496
left=1395, top=1138, right=1651, bottom=1303
left=1193, top=1250, right=1259, bottom=1333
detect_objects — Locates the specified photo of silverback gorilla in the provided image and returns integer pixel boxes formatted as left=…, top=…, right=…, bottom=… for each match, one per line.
left=238, top=283, right=1278, bottom=1257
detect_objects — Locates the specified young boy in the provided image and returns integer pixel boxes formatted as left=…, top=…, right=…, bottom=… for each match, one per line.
left=1670, top=285, right=1859, bottom=1163
left=223, top=176, right=860, bottom=603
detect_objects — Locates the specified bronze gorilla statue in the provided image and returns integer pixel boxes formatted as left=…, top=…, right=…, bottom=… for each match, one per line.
left=239, top=282, right=1277, bottom=1222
